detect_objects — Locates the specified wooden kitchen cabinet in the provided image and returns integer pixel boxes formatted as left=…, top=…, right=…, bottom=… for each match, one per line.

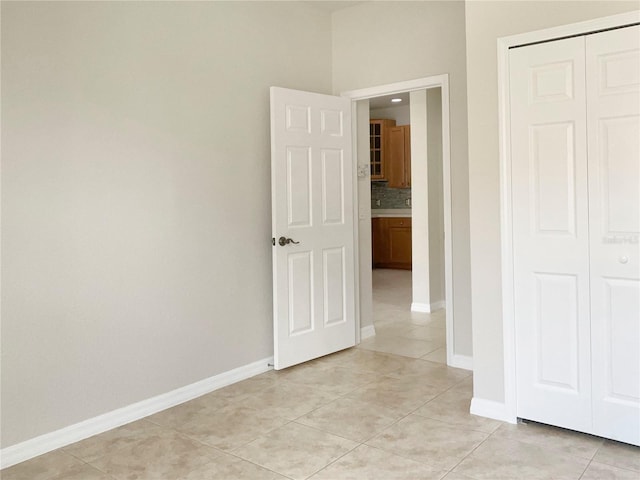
left=387, top=125, right=411, bottom=188
left=369, top=119, right=396, bottom=180
left=371, top=217, right=412, bottom=270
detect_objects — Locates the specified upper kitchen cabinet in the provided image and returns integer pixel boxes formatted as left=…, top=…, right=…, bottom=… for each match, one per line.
left=387, top=125, right=411, bottom=188
left=369, top=119, right=396, bottom=180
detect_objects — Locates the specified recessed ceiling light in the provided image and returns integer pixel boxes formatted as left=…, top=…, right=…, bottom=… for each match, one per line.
left=391, top=98, right=402, bottom=103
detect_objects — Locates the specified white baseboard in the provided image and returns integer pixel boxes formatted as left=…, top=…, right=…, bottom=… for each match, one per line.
left=470, top=397, right=517, bottom=424
left=410, top=301, right=445, bottom=313
left=360, top=324, right=376, bottom=340
left=0, top=356, right=274, bottom=470
left=449, top=354, right=473, bottom=371
left=411, top=302, right=431, bottom=313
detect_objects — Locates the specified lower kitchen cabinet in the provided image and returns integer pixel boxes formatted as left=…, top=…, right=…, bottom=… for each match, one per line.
left=372, top=217, right=412, bottom=270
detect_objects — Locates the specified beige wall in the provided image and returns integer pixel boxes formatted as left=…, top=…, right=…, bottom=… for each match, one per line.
left=369, top=105, right=411, bottom=125
left=465, top=1, right=640, bottom=403
left=0, top=1, right=333, bottom=448
left=427, top=88, right=445, bottom=306
left=409, top=90, right=431, bottom=311
left=333, top=1, right=472, bottom=357
left=356, top=100, right=374, bottom=330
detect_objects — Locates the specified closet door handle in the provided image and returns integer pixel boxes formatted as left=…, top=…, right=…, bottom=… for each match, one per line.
left=619, top=256, right=629, bottom=264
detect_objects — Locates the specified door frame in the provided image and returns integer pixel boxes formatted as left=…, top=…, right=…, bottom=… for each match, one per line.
left=341, top=74, right=456, bottom=366
left=496, top=11, right=640, bottom=423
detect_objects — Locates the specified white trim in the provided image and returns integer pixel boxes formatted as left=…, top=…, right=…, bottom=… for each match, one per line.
left=497, top=11, right=640, bottom=426
left=341, top=75, right=449, bottom=100
left=470, top=397, right=516, bottom=424
left=351, top=100, right=362, bottom=345
left=0, top=356, right=274, bottom=470
left=410, top=300, right=445, bottom=313
left=450, top=354, right=473, bottom=372
left=411, top=302, right=432, bottom=313
left=360, top=324, right=376, bottom=340
left=440, top=78, right=455, bottom=370
left=342, top=75, right=456, bottom=370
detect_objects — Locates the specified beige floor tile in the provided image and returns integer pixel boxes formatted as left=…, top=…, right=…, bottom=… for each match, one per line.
left=296, top=396, right=406, bottom=442
left=440, top=473, right=478, bottom=480
left=233, top=422, right=357, bottom=480
left=593, top=440, right=640, bottom=472
left=386, top=358, right=471, bottom=389
left=346, top=375, right=445, bottom=414
left=581, top=461, right=640, bottom=480
left=309, top=444, right=446, bottom=480
left=236, top=380, right=340, bottom=420
left=373, top=322, right=419, bottom=337
left=406, top=314, right=441, bottom=326
left=448, top=375, right=474, bottom=393
left=178, top=453, right=288, bottom=479
left=414, top=388, right=502, bottom=433
left=145, top=399, right=211, bottom=430
left=401, top=325, right=446, bottom=342
left=64, top=419, right=163, bottom=463
left=373, top=306, right=410, bottom=324
left=366, top=415, right=489, bottom=470
left=453, top=436, right=590, bottom=480
left=1, top=450, right=109, bottom=480
left=271, top=363, right=379, bottom=396
left=421, top=347, right=447, bottom=364
left=169, top=403, right=289, bottom=451
left=89, top=428, right=221, bottom=480
left=319, top=348, right=415, bottom=375
left=358, top=335, right=443, bottom=358
left=212, top=373, right=282, bottom=401
left=491, top=421, right=603, bottom=460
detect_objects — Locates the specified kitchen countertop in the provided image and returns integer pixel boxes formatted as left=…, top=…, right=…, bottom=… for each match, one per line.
left=371, top=209, right=412, bottom=218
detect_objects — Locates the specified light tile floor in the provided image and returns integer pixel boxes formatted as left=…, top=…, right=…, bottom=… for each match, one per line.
left=3, top=269, right=638, bottom=479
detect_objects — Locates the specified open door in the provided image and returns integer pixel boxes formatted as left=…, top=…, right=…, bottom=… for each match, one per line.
left=270, top=87, right=356, bottom=370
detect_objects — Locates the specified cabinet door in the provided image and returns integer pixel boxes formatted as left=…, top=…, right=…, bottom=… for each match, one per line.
left=387, top=218, right=412, bottom=268
left=404, top=125, right=411, bottom=187
left=370, top=121, right=384, bottom=180
left=371, top=217, right=389, bottom=266
left=370, top=119, right=396, bottom=180
left=388, top=126, right=405, bottom=188
left=387, top=126, right=411, bottom=188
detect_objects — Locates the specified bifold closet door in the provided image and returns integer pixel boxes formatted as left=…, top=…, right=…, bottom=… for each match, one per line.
left=510, top=36, right=592, bottom=434
left=586, top=25, right=640, bottom=446
left=511, top=25, right=640, bottom=446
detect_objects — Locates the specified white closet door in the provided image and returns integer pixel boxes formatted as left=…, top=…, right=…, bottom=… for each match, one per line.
left=587, top=26, right=640, bottom=446
left=510, top=37, right=592, bottom=432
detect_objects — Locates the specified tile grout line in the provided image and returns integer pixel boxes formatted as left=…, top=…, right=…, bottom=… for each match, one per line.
left=577, top=459, right=593, bottom=480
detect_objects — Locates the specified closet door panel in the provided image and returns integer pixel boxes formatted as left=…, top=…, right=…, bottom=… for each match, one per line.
left=587, top=25, right=640, bottom=446
left=510, top=36, right=592, bottom=432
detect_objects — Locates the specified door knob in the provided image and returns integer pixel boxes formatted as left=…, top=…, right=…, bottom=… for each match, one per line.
left=278, top=236, right=300, bottom=246
left=619, top=256, right=629, bottom=264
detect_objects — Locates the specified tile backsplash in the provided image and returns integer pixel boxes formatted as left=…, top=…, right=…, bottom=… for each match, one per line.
left=371, top=182, right=412, bottom=209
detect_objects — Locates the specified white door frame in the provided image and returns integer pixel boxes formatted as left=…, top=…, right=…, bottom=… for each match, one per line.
left=341, top=74, right=455, bottom=366
left=497, top=11, right=640, bottom=423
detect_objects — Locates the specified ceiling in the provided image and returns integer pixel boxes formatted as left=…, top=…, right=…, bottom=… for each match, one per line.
left=368, top=92, right=411, bottom=110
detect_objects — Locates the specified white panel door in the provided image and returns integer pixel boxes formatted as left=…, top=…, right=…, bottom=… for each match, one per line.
left=270, top=87, right=355, bottom=370
left=587, top=26, right=640, bottom=446
left=510, top=37, right=593, bottom=432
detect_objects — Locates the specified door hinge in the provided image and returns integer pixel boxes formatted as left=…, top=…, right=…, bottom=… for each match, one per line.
left=272, top=237, right=275, bottom=246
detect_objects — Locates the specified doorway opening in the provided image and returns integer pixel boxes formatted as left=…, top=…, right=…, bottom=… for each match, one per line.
left=343, top=75, right=458, bottom=368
